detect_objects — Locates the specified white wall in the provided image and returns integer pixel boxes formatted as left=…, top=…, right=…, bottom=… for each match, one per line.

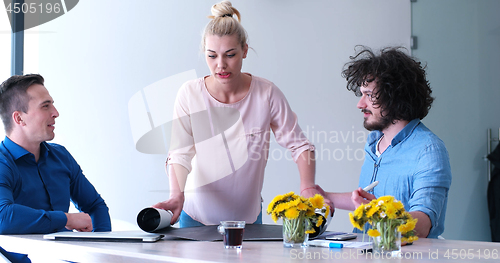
left=412, top=0, right=500, bottom=241
left=2, top=0, right=410, bottom=232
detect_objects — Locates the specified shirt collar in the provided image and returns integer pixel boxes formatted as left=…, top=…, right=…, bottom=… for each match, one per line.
left=3, top=136, right=50, bottom=160
left=390, top=119, right=421, bottom=146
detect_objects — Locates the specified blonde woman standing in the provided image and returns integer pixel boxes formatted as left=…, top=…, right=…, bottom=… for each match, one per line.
left=153, top=1, right=322, bottom=227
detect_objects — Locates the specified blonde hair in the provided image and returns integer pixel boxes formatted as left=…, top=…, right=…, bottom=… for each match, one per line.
left=201, top=1, right=248, bottom=51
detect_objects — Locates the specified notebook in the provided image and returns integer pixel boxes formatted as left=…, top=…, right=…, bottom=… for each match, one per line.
left=43, top=231, right=164, bottom=242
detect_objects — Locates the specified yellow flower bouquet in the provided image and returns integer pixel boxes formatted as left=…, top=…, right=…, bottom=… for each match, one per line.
left=267, top=191, right=329, bottom=247
left=349, top=195, right=418, bottom=253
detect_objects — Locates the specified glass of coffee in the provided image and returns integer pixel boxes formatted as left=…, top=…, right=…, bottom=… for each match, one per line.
left=217, top=221, right=245, bottom=249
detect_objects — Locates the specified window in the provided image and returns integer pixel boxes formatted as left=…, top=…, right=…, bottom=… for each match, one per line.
left=1, top=7, right=11, bottom=81
left=0, top=9, right=11, bottom=138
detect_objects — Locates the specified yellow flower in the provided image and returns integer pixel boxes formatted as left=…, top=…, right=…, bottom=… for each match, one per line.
left=408, top=236, right=419, bottom=243
left=400, top=211, right=412, bottom=220
left=350, top=196, right=418, bottom=246
left=354, top=205, right=364, bottom=218
left=273, top=203, right=288, bottom=215
left=393, top=200, right=404, bottom=211
left=315, top=216, right=324, bottom=227
left=406, top=218, right=418, bottom=230
left=267, top=191, right=335, bottom=238
left=349, top=212, right=363, bottom=230
left=289, top=197, right=302, bottom=208
left=283, top=191, right=295, bottom=199
left=398, top=224, right=407, bottom=233
left=368, top=199, right=378, bottom=207
left=398, top=224, right=409, bottom=233
left=309, top=194, right=324, bottom=209
left=296, top=202, right=308, bottom=211
left=367, top=229, right=380, bottom=237
left=267, top=194, right=282, bottom=213
left=284, top=207, right=300, bottom=219
left=399, top=217, right=418, bottom=234
left=305, top=209, right=316, bottom=217
left=385, top=203, right=397, bottom=219
left=299, top=196, right=309, bottom=203
left=366, top=205, right=379, bottom=218
left=271, top=213, right=278, bottom=223
left=398, top=218, right=418, bottom=234
left=305, top=229, right=316, bottom=234
left=379, top=196, right=394, bottom=203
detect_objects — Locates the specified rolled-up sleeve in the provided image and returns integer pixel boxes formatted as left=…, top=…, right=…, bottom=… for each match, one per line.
left=167, top=84, right=196, bottom=173
left=409, top=142, right=452, bottom=234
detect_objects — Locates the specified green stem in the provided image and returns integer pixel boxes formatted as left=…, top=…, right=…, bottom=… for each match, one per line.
left=283, top=216, right=307, bottom=243
left=374, top=220, right=400, bottom=251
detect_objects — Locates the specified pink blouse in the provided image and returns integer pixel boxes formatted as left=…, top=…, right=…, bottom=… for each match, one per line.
left=167, top=74, right=314, bottom=225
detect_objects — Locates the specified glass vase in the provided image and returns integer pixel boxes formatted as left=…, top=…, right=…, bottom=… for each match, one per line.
left=282, top=216, right=309, bottom=247
left=372, top=222, right=402, bottom=258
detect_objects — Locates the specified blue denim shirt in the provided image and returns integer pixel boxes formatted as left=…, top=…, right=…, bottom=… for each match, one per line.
left=358, top=119, right=452, bottom=238
left=0, top=137, right=111, bottom=234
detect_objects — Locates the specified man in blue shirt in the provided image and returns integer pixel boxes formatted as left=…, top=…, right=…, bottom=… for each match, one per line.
left=317, top=47, right=452, bottom=238
left=0, top=74, right=111, bottom=234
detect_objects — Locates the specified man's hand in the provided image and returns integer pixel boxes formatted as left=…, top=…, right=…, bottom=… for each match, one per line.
left=152, top=193, right=185, bottom=225
left=351, top=188, right=376, bottom=208
left=65, top=212, right=92, bottom=232
left=409, top=211, right=431, bottom=238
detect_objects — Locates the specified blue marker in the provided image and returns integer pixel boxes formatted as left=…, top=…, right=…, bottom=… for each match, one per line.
left=307, top=240, right=344, bottom=248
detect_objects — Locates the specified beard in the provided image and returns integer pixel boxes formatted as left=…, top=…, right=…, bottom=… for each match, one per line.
left=362, top=110, right=392, bottom=131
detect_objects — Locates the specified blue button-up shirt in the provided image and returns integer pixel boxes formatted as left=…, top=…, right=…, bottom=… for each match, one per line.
left=358, top=119, right=452, bottom=238
left=0, top=137, right=111, bottom=234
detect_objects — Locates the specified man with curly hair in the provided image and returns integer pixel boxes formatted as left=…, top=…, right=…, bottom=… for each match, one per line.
left=317, top=46, right=452, bottom=238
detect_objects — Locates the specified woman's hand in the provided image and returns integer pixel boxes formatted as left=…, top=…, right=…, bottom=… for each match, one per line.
left=152, top=193, right=185, bottom=224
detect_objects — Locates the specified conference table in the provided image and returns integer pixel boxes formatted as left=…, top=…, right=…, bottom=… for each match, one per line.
left=1, top=232, right=500, bottom=262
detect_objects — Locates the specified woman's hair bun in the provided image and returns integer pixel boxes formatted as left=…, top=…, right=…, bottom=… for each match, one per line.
left=201, top=1, right=247, bottom=51
left=209, top=1, right=240, bottom=22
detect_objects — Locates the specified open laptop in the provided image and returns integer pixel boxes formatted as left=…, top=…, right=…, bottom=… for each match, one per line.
left=43, top=231, right=164, bottom=242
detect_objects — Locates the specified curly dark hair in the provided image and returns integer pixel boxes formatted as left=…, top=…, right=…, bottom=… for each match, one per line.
left=0, top=74, right=45, bottom=134
left=341, top=46, right=434, bottom=122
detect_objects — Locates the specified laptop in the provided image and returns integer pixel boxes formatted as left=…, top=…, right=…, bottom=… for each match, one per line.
left=43, top=231, right=164, bottom=242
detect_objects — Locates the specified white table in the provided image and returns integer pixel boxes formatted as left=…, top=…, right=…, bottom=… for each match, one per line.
left=1, top=233, right=500, bottom=262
